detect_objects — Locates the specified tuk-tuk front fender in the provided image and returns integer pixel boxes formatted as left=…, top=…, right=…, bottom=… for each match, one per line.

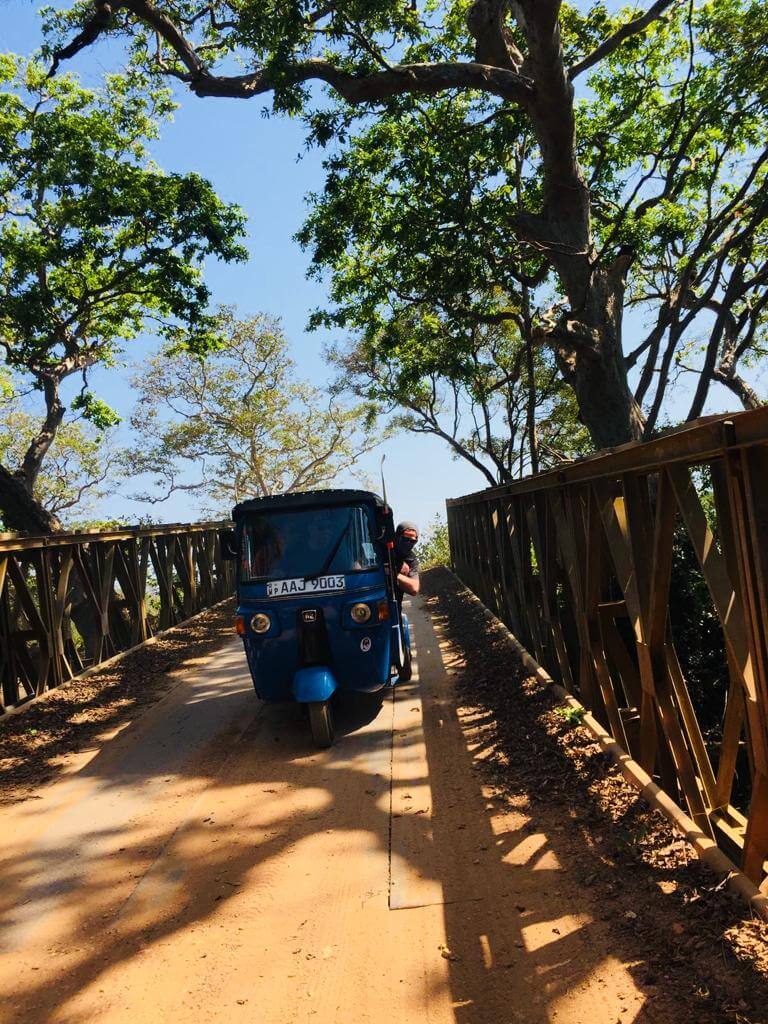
left=293, top=666, right=337, bottom=704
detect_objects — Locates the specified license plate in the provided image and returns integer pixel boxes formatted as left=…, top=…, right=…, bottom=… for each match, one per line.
left=266, top=575, right=345, bottom=597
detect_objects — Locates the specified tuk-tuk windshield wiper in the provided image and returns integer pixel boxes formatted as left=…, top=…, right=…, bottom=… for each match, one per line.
left=304, top=516, right=352, bottom=582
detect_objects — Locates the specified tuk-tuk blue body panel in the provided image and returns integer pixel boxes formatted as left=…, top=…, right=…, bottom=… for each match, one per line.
left=237, top=577, right=392, bottom=701
left=292, top=666, right=337, bottom=703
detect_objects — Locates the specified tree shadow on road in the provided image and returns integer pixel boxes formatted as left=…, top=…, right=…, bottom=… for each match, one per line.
left=420, top=569, right=768, bottom=1024
left=1, top=582, right=766, bottom=1024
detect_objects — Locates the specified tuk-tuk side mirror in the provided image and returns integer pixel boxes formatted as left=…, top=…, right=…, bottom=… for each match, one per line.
left=376, top=507, right=396, bottom=545
left=219, top=527, right=238, bottom=560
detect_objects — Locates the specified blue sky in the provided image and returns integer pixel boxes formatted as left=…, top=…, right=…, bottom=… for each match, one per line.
left=2, top=2, right=761, bottom=533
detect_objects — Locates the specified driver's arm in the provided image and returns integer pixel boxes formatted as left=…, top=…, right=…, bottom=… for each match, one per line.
left=397, top=562, right=420, bottom=596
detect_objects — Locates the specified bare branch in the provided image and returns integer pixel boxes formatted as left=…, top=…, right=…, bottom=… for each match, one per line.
left=712, top=364, right=764, bottom=411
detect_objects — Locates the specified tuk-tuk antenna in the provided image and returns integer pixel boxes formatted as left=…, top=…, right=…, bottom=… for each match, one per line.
left=380, top=454, right=388, bottom=509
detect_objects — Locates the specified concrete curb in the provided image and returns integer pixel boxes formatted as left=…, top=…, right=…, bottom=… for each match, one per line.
left=444, top=568, right=768, bottom=922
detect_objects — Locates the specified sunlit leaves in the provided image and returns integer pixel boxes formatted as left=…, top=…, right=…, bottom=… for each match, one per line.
left=0, top=54, right=248, bottom=393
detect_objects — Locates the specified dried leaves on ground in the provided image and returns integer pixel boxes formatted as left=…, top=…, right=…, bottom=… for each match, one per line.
left=422, top=567, right=768, bottom=1024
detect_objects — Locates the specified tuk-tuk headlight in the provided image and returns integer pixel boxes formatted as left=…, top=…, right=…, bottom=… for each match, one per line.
left=350, top=603, right=372, bottom=624
left=251, top=612, right=271, bottom=634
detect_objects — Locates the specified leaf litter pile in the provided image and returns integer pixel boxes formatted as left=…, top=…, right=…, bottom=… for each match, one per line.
left=422, top=567, right=768, bottom=1024
left=0, top=599, right=235, bottom=805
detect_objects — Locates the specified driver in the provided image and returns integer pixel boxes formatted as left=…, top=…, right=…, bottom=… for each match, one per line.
left=394, top=521, right=420, bottom=598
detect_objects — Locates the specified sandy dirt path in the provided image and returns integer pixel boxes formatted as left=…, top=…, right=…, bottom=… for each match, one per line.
left=0, top=600, right=653, bottom=1024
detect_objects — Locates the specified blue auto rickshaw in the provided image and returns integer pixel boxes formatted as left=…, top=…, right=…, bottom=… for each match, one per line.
left=221, top=489, right=412, bottom=748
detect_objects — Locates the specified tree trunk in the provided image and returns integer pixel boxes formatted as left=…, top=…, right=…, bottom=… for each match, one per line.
left=0, top=464, right=62, bottom=534
left=521, top=286, right=540, bottom=473
left=22, top=375, right=66, bottom=491
left=539, top=268, right=645, bottom=448
left=518, top=11, right=646, bottom=452
left=0, top=374, right=67, bottom=535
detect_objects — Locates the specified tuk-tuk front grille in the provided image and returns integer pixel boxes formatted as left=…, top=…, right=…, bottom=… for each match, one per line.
left=297, top=607, right=332, bottom=667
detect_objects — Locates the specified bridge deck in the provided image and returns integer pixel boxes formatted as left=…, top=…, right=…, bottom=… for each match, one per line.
left=1, top=599, right=684, bottom=1024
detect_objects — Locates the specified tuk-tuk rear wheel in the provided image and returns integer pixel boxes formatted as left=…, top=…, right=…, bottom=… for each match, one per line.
left=308, top=700, right=334, bottom=748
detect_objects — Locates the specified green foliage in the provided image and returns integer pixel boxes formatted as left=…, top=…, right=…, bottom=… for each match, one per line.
left=299, top=92, right=535, bottom=339
left=0, top=53, right=247, bottom=411
left=0, top=394, right=119, bottom=526
left=328, top=310, right=591, bottom=487
left=418, top=515, right=451, bottom=570
left=127, top=308, right=383, bottom=513
left=579, top=0, right=768, bottom=260
left=0, top=53, right=247, bottom=529
left=46, top=0, right=768, bottom=449
left=556, top=704, right=586, bottom=728
left=293, top=0, right=768, bottom=437
left=47, top=0, right=429, bottom=113
left=70, top=394, right=121, bottom=430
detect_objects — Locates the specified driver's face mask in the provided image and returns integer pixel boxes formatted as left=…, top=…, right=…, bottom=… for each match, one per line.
left=400, top=535, right=418, bottom=550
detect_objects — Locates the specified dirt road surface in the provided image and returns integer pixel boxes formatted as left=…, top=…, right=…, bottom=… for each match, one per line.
left=1, top=599, right=708, bottom=1024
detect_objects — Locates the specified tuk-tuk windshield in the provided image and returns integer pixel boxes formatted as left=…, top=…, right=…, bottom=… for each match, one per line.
left=241, top=505, right=380, bottom=582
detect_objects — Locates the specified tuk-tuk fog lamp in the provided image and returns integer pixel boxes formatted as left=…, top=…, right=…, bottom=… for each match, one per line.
left=350, top=602, right=372, bottom=624
left=251, top=612, right=271, bottom=634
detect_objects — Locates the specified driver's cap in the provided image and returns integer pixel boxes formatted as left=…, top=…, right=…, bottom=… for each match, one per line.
left=396, top=521, right=419, bottom=540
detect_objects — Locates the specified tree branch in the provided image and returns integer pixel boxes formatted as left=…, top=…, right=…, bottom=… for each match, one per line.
left=191, top=59, right=534, bottom=106
left=467, top=0, right=524, bottom=71
left=53, top=0, right=534, bottom=107
left=569, top=0, right=680, bottom=80
left=712, top=364, right=764, bottom=411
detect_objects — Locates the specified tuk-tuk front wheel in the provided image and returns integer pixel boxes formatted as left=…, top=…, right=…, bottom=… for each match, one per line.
left=308, top=700, right=334, bottom=749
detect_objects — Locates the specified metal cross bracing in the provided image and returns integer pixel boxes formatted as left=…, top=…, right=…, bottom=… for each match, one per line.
left=447, top=407, right=768, bottom=890
left=0, top=522, right=234, bottom=714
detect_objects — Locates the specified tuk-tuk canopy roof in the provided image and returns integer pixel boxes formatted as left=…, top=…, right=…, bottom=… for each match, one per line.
left=232, top=488, right=385, bottom=521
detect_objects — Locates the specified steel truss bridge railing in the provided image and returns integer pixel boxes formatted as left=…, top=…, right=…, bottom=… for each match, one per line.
left=0, top=522, right=234, bottom=714
left=447, top=408, right=768, bottom=888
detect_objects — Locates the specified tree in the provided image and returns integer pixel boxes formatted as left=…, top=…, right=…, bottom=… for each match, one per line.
left=299, top=2, right=768, bottom=446
left=418, top=514, right=451, bottom=570
left=50, top=0, right=707, bottom=450
left=51, top=0, right=768, bottom=449
left=579, top=0, right=768, bottom=431
left=128, top=309, right=382, bottom=513
left=0, top=55, right=247, bottom=533
left=0, top=389, right=120, bottom=529
left=328, top=314, right=589, bottom=487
